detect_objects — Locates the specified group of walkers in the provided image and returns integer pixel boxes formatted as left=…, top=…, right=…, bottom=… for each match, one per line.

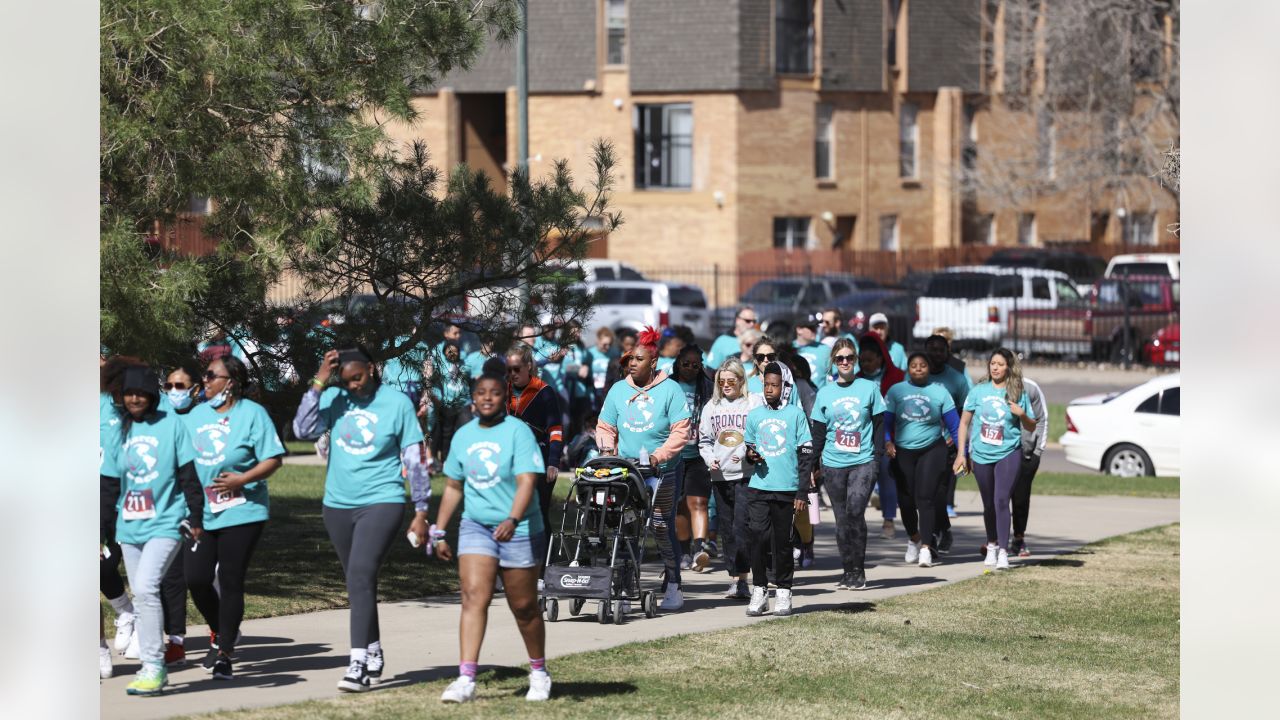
left=99, top=303, right=1045, bottom=703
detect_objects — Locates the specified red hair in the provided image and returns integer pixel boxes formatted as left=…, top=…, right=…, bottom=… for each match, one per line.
left=637, top=326, right=662, bottom=353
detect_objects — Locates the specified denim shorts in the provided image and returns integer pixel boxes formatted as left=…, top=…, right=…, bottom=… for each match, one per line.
left=457, top=518, right=542, bottom=569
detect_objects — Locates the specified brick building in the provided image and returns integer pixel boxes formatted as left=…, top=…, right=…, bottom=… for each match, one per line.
left=382, top=0, right=1179, bottom=299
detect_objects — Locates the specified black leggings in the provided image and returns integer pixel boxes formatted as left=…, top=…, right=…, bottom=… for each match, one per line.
left=162, top=550, right=187, bottom=636
left=185, top=522, right=265, bottom=654
left=431, top=405, right=472, bottom=460
left=747, top=489, right=796, bottom=590
left=101, top=541, right=126, bottom=600
left=323, top=504, right=403, bottom=649
left=1012, top=452, right=1042, bottom=537
left=893, top=439, right=950, bottom=547
left=711, top=481, right=750, bottom=577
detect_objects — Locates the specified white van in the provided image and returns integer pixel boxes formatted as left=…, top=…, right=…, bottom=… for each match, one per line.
left=1104, top=253, right=1180, bottom=280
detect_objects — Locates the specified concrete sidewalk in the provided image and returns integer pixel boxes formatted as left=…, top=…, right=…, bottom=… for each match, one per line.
left=100, top=491, right=1178, bottom=719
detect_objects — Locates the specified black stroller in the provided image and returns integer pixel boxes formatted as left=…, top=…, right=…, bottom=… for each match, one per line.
left=541, top=456, right=658, bottom=624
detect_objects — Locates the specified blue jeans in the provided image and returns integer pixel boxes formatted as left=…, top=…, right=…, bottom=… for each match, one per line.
left=120, top=537, right=182, bottom=665
left=877, top=452, right=898, bottom=521
left=458, top=518, right=542, bottom=568
left=645, top=459, right=684, bottom=586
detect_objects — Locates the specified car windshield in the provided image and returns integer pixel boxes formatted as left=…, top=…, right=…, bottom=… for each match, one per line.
left=1111, top=262, right=1170, bottom=277
left=742, top=280, right=804, bottom=304
left=595, top=287, right=654, bottom=305
left=669, top=286, right=707, bottom=308
left=925, top=273, right=996, bottom=299
left=1096, top=280, right=1165, bottom=308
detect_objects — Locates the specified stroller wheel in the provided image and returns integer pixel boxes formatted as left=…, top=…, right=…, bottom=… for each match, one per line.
left=613, top=599, right=626, bottom=625
left=642, top=591, right=657, bottom=619
left=569, top=598, right=585, bottom=616
left=544, top=598, right=559, bottom=623
left=596, top=601, right=610, bottom=624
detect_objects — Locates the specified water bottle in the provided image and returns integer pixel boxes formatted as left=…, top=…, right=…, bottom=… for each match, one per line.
left=638, top=446, right=650, bottom=467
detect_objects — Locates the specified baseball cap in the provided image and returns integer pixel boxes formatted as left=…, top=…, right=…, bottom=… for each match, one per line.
left=868, top=312, right=890, bottom=327
left=798, top=312, right=820, bottom=329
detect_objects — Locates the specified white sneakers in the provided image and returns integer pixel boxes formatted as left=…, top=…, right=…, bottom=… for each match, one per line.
left=124, top=630, right=140, bottom=660
left=984, top=543, right=999, bottom=567
left=996, top=548, right=1010, bottom=570
left=774, top=588, right=794, bottom=617
left=114, top=612, right=136, bottom=652
left=441, top=676, right=477, bottom=703
left=691, top=549, right=710, bottom=573
left=99, top=644, right=113, bottom=679
left=526, top=671, right=553, bottom=702
left=659, top=583, right=684, bottom=611
left=746, top=586, right=768, bottom=616
left=904, top=540, right=920, bottom=564
left=918, top=547, right=935, bottom=568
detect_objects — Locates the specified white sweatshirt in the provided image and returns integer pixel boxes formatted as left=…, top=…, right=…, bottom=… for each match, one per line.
left=698, top=396, right=755, bottom=482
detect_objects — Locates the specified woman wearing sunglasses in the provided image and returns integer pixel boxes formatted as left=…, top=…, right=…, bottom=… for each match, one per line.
left=744, top=335, right=781, bottom=399
left=697, top=358, right=754, bottom=599
left=183, top=355, right=285, bottom=680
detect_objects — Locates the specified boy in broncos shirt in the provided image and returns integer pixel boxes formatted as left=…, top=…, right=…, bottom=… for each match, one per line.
left=742, top=363, right=815, bottom=617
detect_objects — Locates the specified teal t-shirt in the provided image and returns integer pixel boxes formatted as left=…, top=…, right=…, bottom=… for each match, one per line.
left=100, top=393, right=123, bottom=477
left=797, top=342, right=832, bottom=389
left=382, top=336, right=430, bottom=390
left=744, top=403, right=812, bottom=493
left=565, top=345, right=593, bottom=399
left=432, top=361, right=472, bottom=410
left=746, top=373, right=763, bottom=396
left=677, top=380, right=701, bottom=460
left=186, top=399, right=285, bottom=530
left=963, top=382, right=1035, bottom=464
left=656, top=357, right=675, bottom=375
left=318, top=384, right=425, bottom=508
left=115, top=410, right=197, bottom=544
left=885, top=381, right=956, bottom=451
left=707, top=334, right=740, bottom=372
left=444, top=416, right=546, bottom=536
left=599, top=377, right=692, bottom=470
left=888, top=341, right=908, bottom=371
left=810, top=378, right=886, bottom=468
left=931, top=364, right=973, bottom=414
left=463, top=350, right=491, bottom=380
left=534, top=337, right=567, bottom=396
left=587, top=346, right=614, bottom=393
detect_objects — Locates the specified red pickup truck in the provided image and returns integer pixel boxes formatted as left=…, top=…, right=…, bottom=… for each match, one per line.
left=1007, top=275, right=1180, bottom=363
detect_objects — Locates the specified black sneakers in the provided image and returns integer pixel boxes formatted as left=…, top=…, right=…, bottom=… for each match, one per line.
left=337, top=659, right=370, bottom=693
left=849, top=569, right=867, bottom=590
left=212, top=654, right=233, bottom=681
left=938, top=529, right=954, bottom=553
left=201, top=632, right=220, bottom=673
left=366, top=649, right=384, bottom=686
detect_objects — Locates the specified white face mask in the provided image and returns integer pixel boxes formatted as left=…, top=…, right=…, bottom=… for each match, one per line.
left=166, top=389, right=193, bottom=411
left=207, top=388, right=231, bottom=409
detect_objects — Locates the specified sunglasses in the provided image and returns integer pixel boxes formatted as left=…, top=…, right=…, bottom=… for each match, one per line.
left=718, top=377, right=740, bottom=385
left=736, top=315, right=758, bottom=324
left=507, top=365, right=527, bottom=374
left=202, top=371, right=230, bottom=381
left=754, top=352, right=777, bottom=363
left=162, top=382, right=192, bottom=391
left=832, top=354, right=857, bottom=364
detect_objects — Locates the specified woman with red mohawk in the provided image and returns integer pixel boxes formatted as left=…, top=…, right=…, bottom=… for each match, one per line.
left=596, top=327, right=693, bottom=612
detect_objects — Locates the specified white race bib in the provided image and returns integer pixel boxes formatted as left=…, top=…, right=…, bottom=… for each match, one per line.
left=204, top=486, right=247, bottom=513
left=834, top=427, right=862, bottom=453
left=979, top=422, right=1004, bottom=445
left=121, top=489, right=156, bottom=521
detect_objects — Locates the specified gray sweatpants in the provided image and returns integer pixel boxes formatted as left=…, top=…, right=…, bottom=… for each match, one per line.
left=822, top=462, right=879, bottom=573
left=322, top=503, right=403, bottom=650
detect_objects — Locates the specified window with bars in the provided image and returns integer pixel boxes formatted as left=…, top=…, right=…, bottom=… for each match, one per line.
left=1018, top=212, right=1037, bottom=246
left=773, top=217, right=811, bottom=250
left=776, top=0, right=814, bottom=74
left=606, top=0, right=627, bottom=66
left=634, top=104, right=693, bottom=189
left=815, top=103, right=834, bottom=180
left=1037, top=110, right=1056, bottom=180
left=899, top=102, right=918, bottom=179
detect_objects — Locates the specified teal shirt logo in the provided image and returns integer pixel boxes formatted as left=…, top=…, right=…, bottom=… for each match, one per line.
left=193, top=419, right=230, bottom=466
left=463, top=441, right=505, bottom=490
left=622, top=396, right=657, bottom=434
left=756, top=417, right=790, bottom=458
left=334, top=409, right=379, bottom=456
left=124, top=437, right=161, bottom=484
left=902, top=395, right=933, bottom=422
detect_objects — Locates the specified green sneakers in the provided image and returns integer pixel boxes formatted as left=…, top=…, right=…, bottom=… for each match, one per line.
left=126, top=662, right=168, bottom=696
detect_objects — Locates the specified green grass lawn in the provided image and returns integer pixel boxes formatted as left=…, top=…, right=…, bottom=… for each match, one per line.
left=284, top=440, right=317, bottom=455
left=1048, top=402, right=1067, bottom=443
left=957, top=471, right=1179, bottom=499
left=181, top=523, right=1180, bottom=720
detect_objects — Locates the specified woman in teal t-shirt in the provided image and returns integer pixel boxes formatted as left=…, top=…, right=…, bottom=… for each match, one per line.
left=954, top=348, right=1038, bottom=571
left=102, top=366, right=205, bottom=696
left=183, top=355, right=285, bottom=680
left=293, top=347, right=430, bottom=692
left=432, top=370, right=552, bottom=704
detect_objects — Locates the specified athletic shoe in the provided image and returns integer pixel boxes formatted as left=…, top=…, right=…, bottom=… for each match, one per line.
left=984, top=543, right=999, bottom=567
left=125, top=662, right=168, bottom=696
left=918, top=547, right=936, bottom=568
left=202, top=632, right=220, bottom=672
left=99, top=644, right=114, bottom=679
left=212, top=655, right=233, bottom=681
left=870, top=492, right=881, bottom=510
left=996, top=548, right=1010, bottom=570
left=441, top=676, right=477, bottom=703
left=791, top=547, right=802, bottom=563
left=124, top=630, right=140, bottom=660
left=724, top=580, right=748, bottom=599
left=366, top=648, right=384, bottom=685
left=946, top=505, right=957, bottom=518
left=881, top=520, right=896, bottom=540
left=337, top=659, right=370, bottom=693
left=774, top=588, right=794, bottom=616
left=659, top=583, right=684, bottom=611
left=537, top=579, right=545, bottom=593
left=836, top=571, right=853, bottom=590
left=938, top=529, right=954, bottom=552
left=692, top=549, right=710, bottom=573
left=163, top=642, right=186, bottom=667
left=904, top=540, right=920, bottom=564
left=680, top=554, right=693, bottom=571
left=849, top=569, right=867, bottom=590
left=705, top=540, right=720, bottom=558
left=801, top=543, right=815, bottom=568
left=113, top=611, right=136, bottom=652
left=746, top=586, right=768, bottom=616
left=526, top=671, right=552, bottom=702
left=1018, top=540, right=1032, bottom=558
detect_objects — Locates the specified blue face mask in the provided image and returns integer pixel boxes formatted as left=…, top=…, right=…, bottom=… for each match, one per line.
left=166, top=389, right=194, bottom=411
left=207, top=388, right=231, bottom=409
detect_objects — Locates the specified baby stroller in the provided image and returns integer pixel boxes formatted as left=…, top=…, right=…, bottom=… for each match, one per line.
left=541, top=455, right=658, bottom=624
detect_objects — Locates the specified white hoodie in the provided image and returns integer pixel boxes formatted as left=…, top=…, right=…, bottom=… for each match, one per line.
left=698, top=395, right=754, bottom=482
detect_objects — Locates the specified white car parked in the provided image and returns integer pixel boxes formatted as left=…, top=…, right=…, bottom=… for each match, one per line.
left=1060, top=373, right=1180, bottom=477
left=911, top=266, right=1081, bottom=348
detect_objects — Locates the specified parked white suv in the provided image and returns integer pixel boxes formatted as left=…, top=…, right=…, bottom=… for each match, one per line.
left=1104, top=253, right=1180, bottom=279
left=912, top=266, right=1080, bottom=348
left=575, top=280, right=711, bottom=342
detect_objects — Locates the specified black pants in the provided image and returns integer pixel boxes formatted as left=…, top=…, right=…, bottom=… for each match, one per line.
left=534, top=472, right=554, bottom=566
left=323, top=504, right=403, bottom=649
left=101, top=540, right=126, bottom=600
left=161, top=548, right=187, bottom=636
left=1012, top=452, right=1042, bottom=538
left=185, top=521, right=266, bottom=654
left=747, top=489, right=796, bottom=590
left=893, top=439, right=950, bottom=547
left=432, top=405, right=472, bottom=461
left=711, top=481, right=750, bottom=577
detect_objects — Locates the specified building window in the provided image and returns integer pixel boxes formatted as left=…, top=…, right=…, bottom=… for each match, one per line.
left=1017, top=212, right=1037, bottom=246
left=815, top=103, right=834, bottom=180
left=887, top=0, right=903, bottom=68
left=773, top=217, right=812, bottom=250
left=606, top=0, right=627, bottom=66
left=1037, top=110, right=1056, bottom=180
left=899, top=102, right=918, bottom=179
left=962, top=103, right=979, bottom=171
left=879, top=215, right=900, bottom=251
left=634, top=104, right=693, bottom=189
left=968, top=213, right=995, bottom=245
left=1123, top=212, right=1157, bottom=246
left=775, top=0, right=814, bottom=74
